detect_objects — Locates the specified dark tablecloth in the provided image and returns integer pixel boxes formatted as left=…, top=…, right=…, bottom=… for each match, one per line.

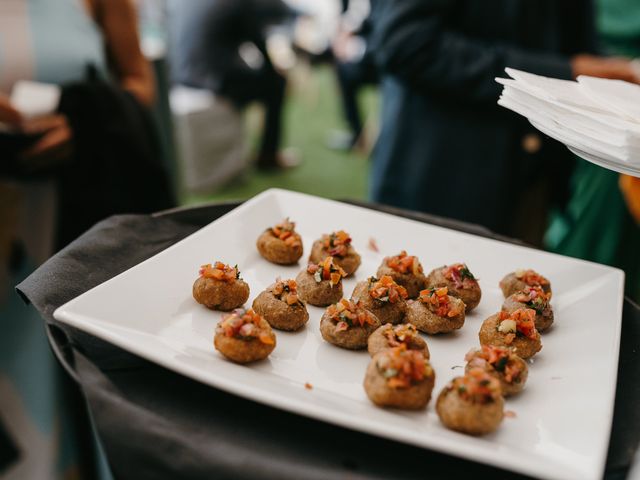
left=16, top=200, right=640, bottom=480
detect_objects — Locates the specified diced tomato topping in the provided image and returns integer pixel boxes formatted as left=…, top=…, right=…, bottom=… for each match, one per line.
left=322, top=230, right=352, bottom=257
left=271, top=218, right=301, bottom=248
left=386, top=251, right=423, bottom=275
left=307, top=257, right=346, bottom=286
left=515, top=269, right=550, bottom=288
left=418, top=287, right=462, bottom=317
left=452, top=368, right=501, bottom=403
left=376, top=345, right=432, bottom=389
left=384, top=324, right=419, bottom=348
left=369, top=275, right=408, bottom=303
left=443, top=263, right=477, bottom=288
left=269, top=279, right=301, bottom=306
left=499, top=308, right=538, bottom=340
left=218, top=308, right=272, bottom=344
left=327, top=299, right=376, bottom=329
left=199, top=262, right=239, bottom=283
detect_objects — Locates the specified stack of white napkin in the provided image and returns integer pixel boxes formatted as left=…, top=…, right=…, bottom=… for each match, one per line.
left=497, top=68, right=640, bottom=175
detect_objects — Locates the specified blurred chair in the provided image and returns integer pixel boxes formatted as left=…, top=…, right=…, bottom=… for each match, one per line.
left=170, top=86, right=248, bottom=194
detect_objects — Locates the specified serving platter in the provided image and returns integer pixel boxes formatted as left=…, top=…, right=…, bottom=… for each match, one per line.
left=54, top=188, right=624, bottom=480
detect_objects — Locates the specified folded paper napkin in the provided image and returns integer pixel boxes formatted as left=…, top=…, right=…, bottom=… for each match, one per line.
left=496, top=68, right=640, bottom=176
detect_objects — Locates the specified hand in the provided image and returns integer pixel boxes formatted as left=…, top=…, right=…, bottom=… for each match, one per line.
left=332, top=28, right=354, bottom=63
left=571, top=54, right=640, bottom=84
left=620, top=175, right=640, bottom=224
left=0, top=93, right=22, bottom=126
left=18, top=114, right=73, bottom=173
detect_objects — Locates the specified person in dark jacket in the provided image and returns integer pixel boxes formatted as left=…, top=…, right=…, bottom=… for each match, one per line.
left=169, top=0, right=294, bottom=169
left=369, top=0, right=639, bottom=244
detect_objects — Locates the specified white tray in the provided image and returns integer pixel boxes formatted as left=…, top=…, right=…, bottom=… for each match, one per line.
left=54, top=189, right=625, bottom=480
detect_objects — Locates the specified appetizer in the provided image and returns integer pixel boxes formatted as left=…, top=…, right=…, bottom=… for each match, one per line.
left=406, top=287, right=466, bottom=334
left=367, top=323, right=429, bottom=358
left=256, top=218, right=303, bottom=265
left=309, top=230, right=361, bottom=276
left=500, top=269, right=551, bottom=298
left=296, top=257, right=347, bottom=307
left=502, top=285, right=554, bottom=332
left=252, top=279, right=309, bottom=331
left=436, top=368, right=504, bottom=435
left=364, top=345, right=435, bottom=410
left=426, top=263, right=481, bottom=311
left=352, top=275, right=408, bottom=325
left=193, top=262, right=250, bottom=311
left=376, top=250, right=427, bottom=298
left=465, top=345, right=528, bottom=396
left=479, top=308, right=542, bottom=359
left=320, top=298, right=381, bottom=350
left=214, top=308, right=276, bottom=363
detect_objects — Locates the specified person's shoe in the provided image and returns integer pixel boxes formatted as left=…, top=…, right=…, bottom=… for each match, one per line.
left=255, top=147, right=301, bottom=170
left=325, top=129, right=357, bottom=152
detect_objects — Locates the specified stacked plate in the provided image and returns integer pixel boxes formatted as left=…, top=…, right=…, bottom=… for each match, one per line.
left=497, top=68, right=640, bottom=176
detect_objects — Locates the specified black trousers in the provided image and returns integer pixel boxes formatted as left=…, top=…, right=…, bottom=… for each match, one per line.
left=335, top=51, right=378, bottom=139
left=222, top=66, right=286, bottom=164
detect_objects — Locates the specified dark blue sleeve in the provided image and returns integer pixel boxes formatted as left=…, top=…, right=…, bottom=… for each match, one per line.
left=370, top=0, right=576, bottom=103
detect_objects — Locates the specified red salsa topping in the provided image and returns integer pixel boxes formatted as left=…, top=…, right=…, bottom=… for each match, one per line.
left=270, top=279, right=302, bottom=306
left=368, top=275, right=408, bottom=303
left=327, top=299, right=377, bottom=332
left=419, top=286, right=463, bottom=317
left=217, top=308, right=274, bottom=345
left=199, top=262, right=240, bottom=282
left=515, top=269, right=550, bottom=289
left=452, top=368, right=502, bottom=403
left=466, top=345, right=524, bottom=383
left=383, top=323, right=420, bottom=348
left=514, top=285, right=550, bottom=314
left=307, top=257, right=347, bottom=286
left=270, top=218, right=302, bottom=248
left=375, top=345, right=433, bottom=389
left=497, top=308, right=538, bottom=344
left=386, top=250, right=423, bottom=275
left=322, top=230, right=352, bottom=257
left=444, top=263, right=478, bottom=289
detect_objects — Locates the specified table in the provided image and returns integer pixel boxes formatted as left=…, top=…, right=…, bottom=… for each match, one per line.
left=16, top=200, right=640, bottom=480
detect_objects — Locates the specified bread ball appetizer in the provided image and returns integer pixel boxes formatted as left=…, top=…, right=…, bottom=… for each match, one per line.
left=309, top=230, right=361, bottom=276
left=364, top=345, right=435, bottom=410
left=367, top=323, right=430, bottom=358
left=296, top=257, right=347, bottom=307
left=502, top=285, right=554, bottom=332
left=426, top=263, right=481, bottom=311
left=214, top=308, right=276, bottom=363
left=256, top=218, right=303, bottom=265
left=320, top=298, right=381, bottom=349
left=352, top=275, right=408, bottom=325
left=500, top=269, right=552, bottom=298
left=252, top=279, right=309, bottom=331
left=406, top=287, right=466, bottom=334
left=193, top=262, right=250, bottom=311
left=376, top=250, right=427, bottom=298
left=465, top=345, right=529, bottom=396
left=479, top=308, right=542, bottom=359
left=436, top=368, right=504, bottom=435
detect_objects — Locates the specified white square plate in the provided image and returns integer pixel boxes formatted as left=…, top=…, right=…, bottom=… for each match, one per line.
left=54, top=189, right=624, bottom=480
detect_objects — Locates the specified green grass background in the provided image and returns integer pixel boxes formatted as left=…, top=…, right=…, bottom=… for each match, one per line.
left=182, top=65, right=379, bottom=205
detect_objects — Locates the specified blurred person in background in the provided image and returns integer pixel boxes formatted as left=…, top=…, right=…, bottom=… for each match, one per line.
left=368, top=0, right=639, bottom=246
left=168, top=0, right=296, bottom=170
left=328, top=0, right=378, bottom=152
left=0, top=0, right=173, bottom=478
left=545, top=0, right=640, bottom=301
